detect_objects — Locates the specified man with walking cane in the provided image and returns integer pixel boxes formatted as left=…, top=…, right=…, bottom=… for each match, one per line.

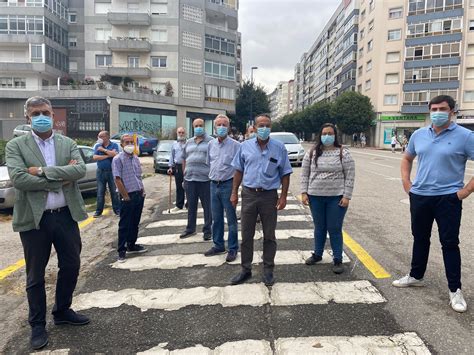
left=167, top=127, right=187, bottom=213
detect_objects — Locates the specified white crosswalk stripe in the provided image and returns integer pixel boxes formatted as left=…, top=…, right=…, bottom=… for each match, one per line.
left=161, top=204, right=304, bottom=215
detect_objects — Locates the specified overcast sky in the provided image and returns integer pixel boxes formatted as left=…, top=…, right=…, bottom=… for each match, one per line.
left=239, top=0, right=339, bottom=93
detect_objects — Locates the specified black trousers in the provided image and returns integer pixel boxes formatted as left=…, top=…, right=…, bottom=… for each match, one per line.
left=118, top=191, right=144, bottom=253
left=409, top=192, right=463, bottom=292
left=184, top=180, right=212, bottom=234
left=174, top=164, right=185, bottom=209
left=240, top=187, right=278, bottom=272
left=19, top=208, right=82, bottom=328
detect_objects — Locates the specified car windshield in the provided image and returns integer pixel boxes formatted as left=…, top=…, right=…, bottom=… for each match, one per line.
left=271, top=134, right=299, bottom=144
left=158, top=142, right=172, bottom=152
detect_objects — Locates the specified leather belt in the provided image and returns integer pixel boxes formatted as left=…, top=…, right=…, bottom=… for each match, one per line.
left=211, top=178, right=233, bottom=185
left=243, top=186, right=276, bottom=192
left=44, top=206, right=68, bottom=214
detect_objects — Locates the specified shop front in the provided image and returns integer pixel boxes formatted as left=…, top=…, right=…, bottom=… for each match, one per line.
left=375, top=114, right=428, bottom=149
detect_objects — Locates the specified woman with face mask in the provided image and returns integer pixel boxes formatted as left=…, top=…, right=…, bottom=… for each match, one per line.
left=300, top=123, right=355, bottom=274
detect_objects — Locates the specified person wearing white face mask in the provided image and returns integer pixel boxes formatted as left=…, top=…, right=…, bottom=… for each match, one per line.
left=112, top=134, right=147, bottom=263
left=394, top=95, right=474, bottom=313
left=167, top=127, right=187, bottom=213
left=300, top=123, right=355, bottom=274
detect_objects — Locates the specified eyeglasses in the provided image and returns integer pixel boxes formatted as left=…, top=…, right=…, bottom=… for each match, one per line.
left=123, top=141, right=134, bottom=144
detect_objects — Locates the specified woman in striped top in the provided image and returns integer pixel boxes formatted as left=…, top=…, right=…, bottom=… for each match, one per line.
left=300, top=123, right=355, bottom=274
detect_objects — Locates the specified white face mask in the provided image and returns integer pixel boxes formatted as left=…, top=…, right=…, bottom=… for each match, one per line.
left=97, top=138, right=104, bottom=145
left=123, top=145, right=135, bottom=154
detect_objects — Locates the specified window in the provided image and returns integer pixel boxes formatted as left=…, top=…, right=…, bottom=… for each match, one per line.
left=360, top=29, right=365, bottom=39
left=386, top=51, right=401, bottom=62
left=367, top=40, right=373, bottom=51
left=151, top=29, right=168, bottom=42
left=384, top=95, right=398, bottom=105
left=68, top=36, right=77, bottom=47
left=0, top=77, right=26, bottom=88
left=365, top=79, right=371, bottom=91
left=94, top=3, right=110, bottom=14
left=464, top=91, right=474, bottom=102
left=406, top=42, right=460, bottom=60
left=358, top=66, right=363, bottom=76
left=151, top=4, right=167, bottom=14
left=404, top=89, right=457, bottom=105
left=128, top=56, right=139, bottom=68
left=69, top=61, right=77, bottom=73
left=404, top=65, right=458, bottom=83
left=468, top=44, right=474, bottom=55
left=151, top=56, right=167, bottom=68
left=366, top=60, right=372, bottom=71
left=385, top=73, right=399, bottom=84
left=467, top=68, right=474, bottom=79
left=30, top=44, right=43, bottom=62
left=470, top=20, right=474, bottom=31
left=357, top=84, right=362, bottom=93
left=471, top=0, right=474, bottom=6
left=368, top=20, right=374, bottom=31
left=127, top=3, right=139, bottom=12
left=360, top=9, right=366, bottom=21
left=95, top=29, right=111, bottom=41
left=68, top=12, right=77, bottom=23
left=220, top=87, right=235, bottom=100
left=359, top=47, right=364, bottom=58
left=389, top=7, right=403, bottom=19
left=388, top=29, right=401, bottom=41
left=204, top=60, right=235, bottom=81
left=369, top=0, right=375, bottom=11
left=96, top=55, right=112, bottom=67
left=205, top=34, right=235, bottom=56
left=205, top=84, right=219, bottom=98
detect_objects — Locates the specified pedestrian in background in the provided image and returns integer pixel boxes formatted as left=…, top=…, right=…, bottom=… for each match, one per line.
left=204, top=114, right=241, bottom=262
left=93, top=130, right=120, bottom=217
left=230, top=114, right=292, bottom=286
left=6, top=96, right=90, bottom=350
left=112, top=134, right=148, bottom=262
left=401, top=135, right=408, bottom=154
left=167, top=127, right=187, bottom=213
left=352, top=133, right=358, bottom=147
left=301, top=123, right=355, bottom=274
left=394, top=95, right=474, bottom=313
left=391, top=135, right=398, bottom=153
left=360, top=133, right=366, bottom=148
left=245, top=125, right=256, bottom=140
left=180, top=118, right=213, bottom=240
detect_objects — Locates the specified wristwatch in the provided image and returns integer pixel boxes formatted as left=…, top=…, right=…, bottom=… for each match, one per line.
left=37, top=167, right=44, bottom=176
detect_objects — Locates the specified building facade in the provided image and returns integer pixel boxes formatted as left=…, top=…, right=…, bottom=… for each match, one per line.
left=268, top=79, right=294, bottom=121
left=0, top=0, right=240, bottom=139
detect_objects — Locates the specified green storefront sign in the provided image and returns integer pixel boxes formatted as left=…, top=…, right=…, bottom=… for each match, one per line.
left=380, top=115, right=426, bottom=121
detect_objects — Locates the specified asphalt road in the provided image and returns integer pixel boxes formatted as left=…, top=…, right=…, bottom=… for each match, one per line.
left=0, top=148, right=473, bottom=353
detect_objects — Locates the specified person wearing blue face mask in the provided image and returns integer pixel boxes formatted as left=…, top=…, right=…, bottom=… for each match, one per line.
left=204, top=115, right=241, bottom=262
left=5, top=96, right=90, bottom=350
left=300, top=123, right=355, bottom=274
left=180, top=118, right=213, bottom=240
left=394, top=95, right=474, bottom=314
left=230, top=114, right=293, bottom=286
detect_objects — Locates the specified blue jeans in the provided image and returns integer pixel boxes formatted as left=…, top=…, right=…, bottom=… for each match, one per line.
left=96, top=168, right=120, bottom=215
left=210, top=179, right=238, bottom=252
left=118, top=192, right=144, bottom=253
left=308, top=195, right=347, bottom=262
left=184, top=181, right=212, bottom=234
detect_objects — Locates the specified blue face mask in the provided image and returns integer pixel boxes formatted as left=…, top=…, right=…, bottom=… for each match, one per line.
left=194, top=127, right=204, bottom=136
left=257, top=127, right=271, bottom=140
left=430, top=112, right=450, bottom=127
left=321, top=134, right=335, bottom=146
left=31, top=114, right=53, bottom=133
left=248, top=133, right=256, bottom=139
left=216, top=126, right=228, bottom=138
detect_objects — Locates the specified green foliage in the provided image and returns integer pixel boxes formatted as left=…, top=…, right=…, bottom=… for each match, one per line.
left=165, top=81, right=174, bottom=97
left=235, top=80, right=270, bottom=133
left=0, top=140, right=6, bottom=165
left=74, top=138, right=96, bottom=147
left=331, top=91, right=374, bottom=135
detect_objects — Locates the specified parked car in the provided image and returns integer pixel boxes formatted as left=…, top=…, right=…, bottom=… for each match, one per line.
left=13, top=124, right=31, bottom=137
left=153, top=140, right=174, bottom=173
left=0, top=145, right=97, bottom=209
left=270, top=132, right=305, bottom=166
left=110, top=132, right=158, bottom=155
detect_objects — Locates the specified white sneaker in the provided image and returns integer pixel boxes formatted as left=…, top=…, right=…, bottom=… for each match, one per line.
left=169, top=207, right=183, bottom=213
left=449, top=289, right=467, bottom=313
left=392, top=274, right=424, bottom=288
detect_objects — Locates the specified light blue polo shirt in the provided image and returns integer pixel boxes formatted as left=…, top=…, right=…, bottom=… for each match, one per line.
left=232, top=137, right=293, bottom=190
left=407, top=122, right=474, bottom=196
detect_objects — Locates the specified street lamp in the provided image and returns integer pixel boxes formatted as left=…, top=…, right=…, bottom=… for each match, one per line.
left=249, top=66, right=258, bottom=126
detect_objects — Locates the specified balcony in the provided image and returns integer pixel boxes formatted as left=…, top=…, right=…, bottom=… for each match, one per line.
left=206, top=0, right=238, bottom=31
left=0, top=62, right=63, bottom=76
left=108, top=37, right=151, bottom=52
left=107, top=11, right=151, bottom=26
left=105, top=66, right=151, bottom=78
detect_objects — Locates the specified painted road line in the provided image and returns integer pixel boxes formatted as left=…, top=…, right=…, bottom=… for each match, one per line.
left=343, top=231, right=391, bottom=279
left=161, top=204, right=304, bottom=215
left=140, top=333, right=429, bottom=354
left=0, top=208, right=110, bottom=281
left=72, top=280, right=385, bottom=312
left=111, top=250, right=350, bottom=271
left=146, top=214, right=311, bottom=229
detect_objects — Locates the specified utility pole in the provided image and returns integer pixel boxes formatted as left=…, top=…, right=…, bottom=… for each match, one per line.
left=249, top=66, right=258, bottom=127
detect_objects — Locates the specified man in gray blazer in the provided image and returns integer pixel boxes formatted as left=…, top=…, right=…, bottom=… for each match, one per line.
left=6, top=96, right=90, bottom=350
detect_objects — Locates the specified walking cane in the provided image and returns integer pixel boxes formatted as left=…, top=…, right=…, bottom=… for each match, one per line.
left=168, top=173, right=172, bottom=213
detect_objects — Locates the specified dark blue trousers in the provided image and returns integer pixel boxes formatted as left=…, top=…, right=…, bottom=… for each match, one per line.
left=117, top=192, right=144, bottom=253
left=184, top=180, right=212, bottom=234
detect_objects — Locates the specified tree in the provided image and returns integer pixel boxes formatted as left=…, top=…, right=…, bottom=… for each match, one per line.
left=165, top=81, right=174, bottom=97
left=331, top=91, right=374, bottom=135
left=235, top=80, right=270, bottom=132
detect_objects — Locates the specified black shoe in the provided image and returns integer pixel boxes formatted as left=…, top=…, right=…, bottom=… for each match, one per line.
left=54, top=309, right=90, bottom=326
left=127, top=244, right=148, bottom=254
left=92, top=213, right=102, bottom=218
left=203, top=233, right=212, bottom=241
left=226, top=250, right=238, bottom=262
left=305, top=253, right=322, bottom=265
left=204, top=247, right=226, bottom=257
left=179, top=231, right=196, bottom=239
left=230, top=271, right=252, bottom=285
left=30, top=326, right=48, bottom=350
left=262, top=272, right=275, bottom=286
left=332, top=261, right=344, bottom=274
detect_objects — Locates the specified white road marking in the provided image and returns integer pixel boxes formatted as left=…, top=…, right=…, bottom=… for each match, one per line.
left=111, top=250, right=350, bottom=271
left=370, top=162, right=394, bottom=168
left=139, top=333, right=430, bottom=355
left=400, top=198, right=410, bottom=205
left=146, top=215, right=310, bottom=229
left=72, top=281, right=385, bottom=312
left=162, top=204, right=304, bottom=215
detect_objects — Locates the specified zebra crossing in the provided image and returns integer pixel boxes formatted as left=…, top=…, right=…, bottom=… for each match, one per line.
left=7, top=192, right=431, bottom=353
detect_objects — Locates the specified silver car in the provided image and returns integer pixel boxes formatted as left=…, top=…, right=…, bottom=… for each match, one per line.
left=153, top=140, right=173, bottom=173
left=270, top=132, right=305, bottom=166
left=0, top=145, right=97, bottom=209
left=13, top=124, right=32, bottom=137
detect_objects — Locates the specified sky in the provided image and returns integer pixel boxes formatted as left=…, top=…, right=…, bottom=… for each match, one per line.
left=238, top=0, right=340, bottom=93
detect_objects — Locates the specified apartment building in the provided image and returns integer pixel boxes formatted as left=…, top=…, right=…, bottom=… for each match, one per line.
left=293, top=0, right=359, bottom=112
left=0, top=0, right=239, bottom=139
left=268, top=79, right=294, bottom=120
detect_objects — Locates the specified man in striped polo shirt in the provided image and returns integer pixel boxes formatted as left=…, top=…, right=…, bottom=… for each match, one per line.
left=180, top=118, right=213, bottom=240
